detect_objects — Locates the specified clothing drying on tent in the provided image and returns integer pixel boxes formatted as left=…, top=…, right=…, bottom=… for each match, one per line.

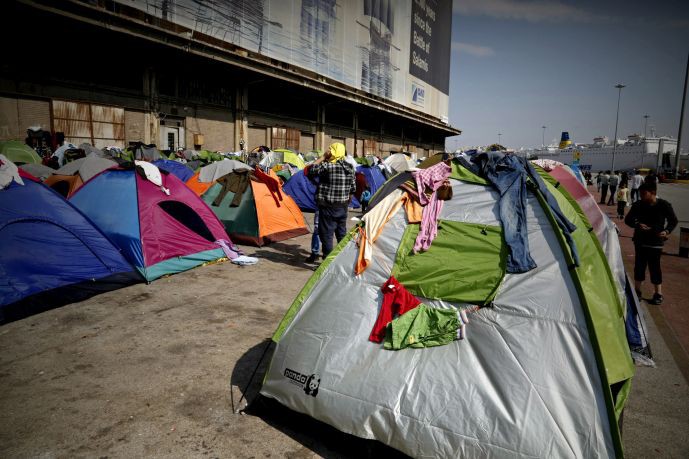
left=0, top=140, right=41, bottom=165
left=152, top=159, right=194, bottom=183
left=200, top=166, right=309, bottom=246
left=1, top=160, right=138, bottom=324
left=69, top=163, right=234, bottom=281
left=186, top=159, right=252, bottom=196
left=261, top=154, right=634, bottom=458
left=259, top=149, right=306, bottom=170
left=44, top=155, right=117, bottom=197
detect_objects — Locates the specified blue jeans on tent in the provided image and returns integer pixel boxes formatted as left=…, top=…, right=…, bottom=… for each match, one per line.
left=310, top=210, right=320, bottom=255
left=522, top=158, right=580, bottom=269
left=318, top=205, right=348, bottom=258
left=476, top=152, right=579, bottom=273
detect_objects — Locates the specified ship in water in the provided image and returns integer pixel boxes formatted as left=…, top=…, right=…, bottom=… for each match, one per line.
left=523, top=131, right=688, bottom=172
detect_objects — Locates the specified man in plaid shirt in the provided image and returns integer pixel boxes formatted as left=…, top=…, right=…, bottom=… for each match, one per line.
left=307, top=142, right=356, bottom=258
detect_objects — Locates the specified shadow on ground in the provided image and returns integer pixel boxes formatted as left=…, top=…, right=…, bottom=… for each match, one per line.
left=230, top=340, right=409, bottom=459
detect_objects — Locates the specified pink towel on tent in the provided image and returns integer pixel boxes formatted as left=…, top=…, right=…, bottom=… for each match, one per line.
left=412, top=161, right=451, bottom=253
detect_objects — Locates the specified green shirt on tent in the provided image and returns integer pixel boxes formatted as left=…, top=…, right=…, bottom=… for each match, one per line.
left=384, top=304, right=461, bottom=350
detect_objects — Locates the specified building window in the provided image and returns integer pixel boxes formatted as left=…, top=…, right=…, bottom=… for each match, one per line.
left=272, top=127, right=300, bottom=151
left=364, top=139, right=378, bottom=155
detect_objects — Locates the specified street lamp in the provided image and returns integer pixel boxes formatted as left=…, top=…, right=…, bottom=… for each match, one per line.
left=611, top=83, right=626, bottom=171
left=542, top=125, right=546, bottom=148
left=498, top=132, right=502, bottom=145
left=643, top=114, right=650, bottom=138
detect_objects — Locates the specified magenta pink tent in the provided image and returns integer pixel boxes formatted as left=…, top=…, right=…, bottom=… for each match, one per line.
left=70, top=165, right=233, bottom=281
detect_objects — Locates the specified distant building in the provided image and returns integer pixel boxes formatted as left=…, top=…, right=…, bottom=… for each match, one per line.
left=0, top=0, right=459, bottom=156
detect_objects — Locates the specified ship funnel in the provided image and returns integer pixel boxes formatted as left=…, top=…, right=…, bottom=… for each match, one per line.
left=559, top=131, right=572, bottom=149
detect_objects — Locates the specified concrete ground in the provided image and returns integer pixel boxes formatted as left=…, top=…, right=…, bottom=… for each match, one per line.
left=2, top=184, right=689, bottom=458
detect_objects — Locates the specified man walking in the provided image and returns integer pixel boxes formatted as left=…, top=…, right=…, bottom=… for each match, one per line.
left=607, top=170, right=620, bottom=205
left=308, top=142, right=356, bottom=258
left=599, top=170, right=610, bottom=204
left=630, top=170, right=643, bottom=202
left=624, top=183, right=678, bottom=305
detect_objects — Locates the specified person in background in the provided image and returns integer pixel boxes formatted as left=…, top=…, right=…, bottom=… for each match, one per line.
left=616, top=182, right=629, bottom=219
left=630, top=170, right=643, bottom=202
left=595, top=172, right=602, bottom=192
left=360, top=187, right=372, bottom=213
left=308, top=142, right=356, bottom=258
left=624, top=183, right=678, bottom=305
left=305, top=210, right=321, bottom=263
left=599, top=170, right=610, bottom=204
left=607, top=170, right=620, bottom=205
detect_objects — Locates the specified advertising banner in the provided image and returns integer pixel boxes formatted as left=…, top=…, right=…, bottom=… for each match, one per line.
left=120, top=0, right=452, bottom=121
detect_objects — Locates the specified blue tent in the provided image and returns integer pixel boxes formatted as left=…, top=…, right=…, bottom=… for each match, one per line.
left=284, top=165, right=387, bottom=212
left=152, top=159, right=194, bottom=183
left=283, top=169, right=317, bottom=212
left=1, top=176, right=139, bottom=324
left=356, top=164, right=386, bottom=197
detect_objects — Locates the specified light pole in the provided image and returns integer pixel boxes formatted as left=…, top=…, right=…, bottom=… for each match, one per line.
left=611, top=83, right=626, bottom=172
left=643, top=114, right=650, bottom=138
left=542, top=125, right=546, bottom=148
left=498, top=132, right=502, bottom=146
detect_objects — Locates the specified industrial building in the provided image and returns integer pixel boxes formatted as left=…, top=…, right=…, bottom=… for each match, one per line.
left=1, top=0, right=459, bottom=158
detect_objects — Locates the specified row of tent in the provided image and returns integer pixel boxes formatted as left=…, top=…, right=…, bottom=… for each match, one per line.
left=0, top=153, right=313, bottom=323
left=259, top=153, right=650, bottom=458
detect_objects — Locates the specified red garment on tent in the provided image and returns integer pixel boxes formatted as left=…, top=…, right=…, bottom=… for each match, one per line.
left=369, top=276, right=421, bottom=343
left=254, top=167, right=283, bottom=206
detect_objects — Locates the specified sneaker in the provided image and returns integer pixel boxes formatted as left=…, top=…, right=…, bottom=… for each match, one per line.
left=304, top=253, right=318, bottom=263
left=650, top=293, right=664, bottom=305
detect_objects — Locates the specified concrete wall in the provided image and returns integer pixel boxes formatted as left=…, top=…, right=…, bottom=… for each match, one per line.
left=185, top=112, right=234, bottom=151
left=0, top=96, right=50, bottom=141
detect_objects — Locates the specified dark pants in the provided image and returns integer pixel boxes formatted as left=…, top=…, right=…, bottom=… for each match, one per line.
left=607, top=185, right=617, bottom=205
left=634, top=245, right=662, bottom=285
left=617, top=201, right=626, bottom=218
left=631, top=188, right=639, bottom=202
left=318, top=205, right=348, bottom=257
left=600, top=184, right=609, bottom=203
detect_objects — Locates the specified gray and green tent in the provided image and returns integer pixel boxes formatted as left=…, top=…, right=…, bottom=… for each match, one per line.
left=261, top=157, right=634, bottom=457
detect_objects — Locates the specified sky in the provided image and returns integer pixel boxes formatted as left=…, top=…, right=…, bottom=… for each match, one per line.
left=445, top=0, right=689, bottom=151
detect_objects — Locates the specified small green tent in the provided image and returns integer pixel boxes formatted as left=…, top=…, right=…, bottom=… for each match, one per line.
left=0, top=141, right=41, bottom=165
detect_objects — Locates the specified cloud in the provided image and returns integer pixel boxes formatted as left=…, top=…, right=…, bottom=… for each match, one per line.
left=452, top=42, right=496, bottom=57
left=453, top=0, right=599, bottom=23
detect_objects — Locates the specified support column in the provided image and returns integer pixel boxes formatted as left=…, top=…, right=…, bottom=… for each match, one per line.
left=143, top=67, right=159, bottom=145
left=234, top=85, right=248, bottom=152
left=353, top=111, right=359, bottom=157
left=316, top=104, right=326, bottom=152
left=656, top=138, right=665, bottom=172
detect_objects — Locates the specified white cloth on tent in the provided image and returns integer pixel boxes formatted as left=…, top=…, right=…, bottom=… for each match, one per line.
left=356, top=189, right=405, bottom=275
left=135, top=160, right=170, bottom=195
left=0, top=154, right=24, bottom=188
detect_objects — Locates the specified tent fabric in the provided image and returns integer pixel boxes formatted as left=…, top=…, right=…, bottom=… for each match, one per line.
left=201, top=169, right=309, bottom=246
left=18, top=163, right=54, bottom=181
left=261, top=161, right=632, bottom=458
left=1, top=178, right=138, bottom=323
left=44, top=173, right=84, bottom=198
left=187, top=160, right=252, bottom=197
left=70, top=167, right=231, bottom=281
left=282, top=169, right=318, bottom=212
left=152, top=159, right=194, bottom=183
left=0, top=141, right=41, bottom=165
left=56, top=155, right=117, bottom=182
left=391, top=220, right=506, bottom=305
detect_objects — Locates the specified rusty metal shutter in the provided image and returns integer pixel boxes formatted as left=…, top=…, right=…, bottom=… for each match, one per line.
left=52, top=100, right=125, bottom=149
left=271, top=127, right=300, bottom=151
